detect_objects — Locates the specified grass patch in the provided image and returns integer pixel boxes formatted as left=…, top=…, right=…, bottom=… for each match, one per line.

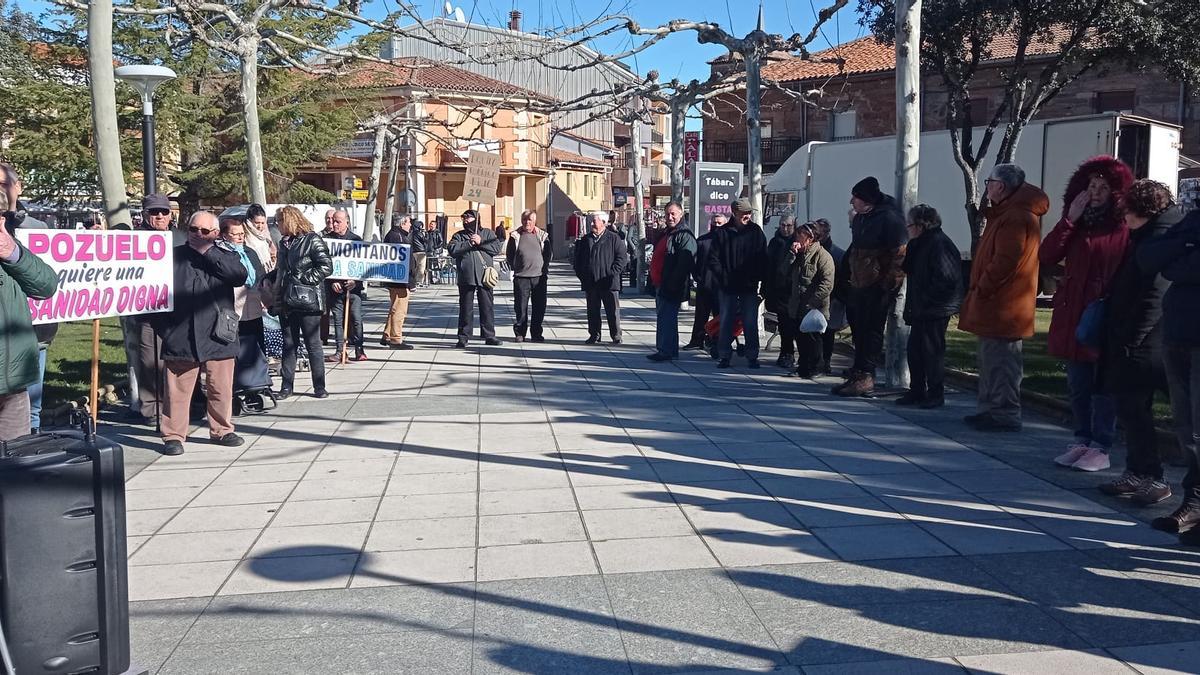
left=42, top=318, right=128, bottom=409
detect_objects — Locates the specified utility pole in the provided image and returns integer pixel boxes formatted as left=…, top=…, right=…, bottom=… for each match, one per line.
left=884, top=0, right=921, bottom=389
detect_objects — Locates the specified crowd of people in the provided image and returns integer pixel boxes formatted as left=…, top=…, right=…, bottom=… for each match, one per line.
left=3, top=155, right=1200, bottom=547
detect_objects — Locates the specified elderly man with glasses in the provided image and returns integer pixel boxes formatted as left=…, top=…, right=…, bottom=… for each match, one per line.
left=155, top=211, right=248, bottom=456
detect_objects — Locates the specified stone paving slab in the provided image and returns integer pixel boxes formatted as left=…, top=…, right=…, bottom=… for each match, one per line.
left=111, top=272, right=1200, bottom=673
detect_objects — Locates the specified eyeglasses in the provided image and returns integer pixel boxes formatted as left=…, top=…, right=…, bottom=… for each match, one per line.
left=188, top=226, right=216, bottom=234
left=148, top=209, right=170, bottom=216
left=984, top=179, right=1002, bottom=185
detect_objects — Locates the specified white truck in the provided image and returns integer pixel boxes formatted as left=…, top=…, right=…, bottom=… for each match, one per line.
left=764, top=112, right=1183, bottom=255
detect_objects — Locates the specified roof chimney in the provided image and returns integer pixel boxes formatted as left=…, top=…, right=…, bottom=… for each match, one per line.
left=508, top=10, right=521, bottom=31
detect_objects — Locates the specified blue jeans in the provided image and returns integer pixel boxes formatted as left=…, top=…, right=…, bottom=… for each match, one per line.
left=1065, top=360, right=1115, bottom=449
left=655, top=294, right=681, bottom=358
left=29, top=347, right=46, bottom=431
left=718, top=291, right=760, bottom=362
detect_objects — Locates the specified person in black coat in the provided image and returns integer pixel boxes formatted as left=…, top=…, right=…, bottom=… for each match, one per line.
left=684, top=213, right=728, bottom=349
left=448, top=209, right=504, bottom=348
left=573, top=211, right=629, bottom=344
left=323, top=209, right=367, bottom=361
left=381, top=215, right=418, bottom=350
left=275, top=206, right=332, bottom=399
left=648, top=202, right=697, bottom=361
left=897, top=204, right=962, bottom=408
left=1096, top=180, right=1180, bottom=509
left=1135, top=191, right=1200, bottom=541
left=765, top=215, right=798, bottom=369
left=709, top=198, right=768, bottom=368
left=156, top=211, right=248, bottom=456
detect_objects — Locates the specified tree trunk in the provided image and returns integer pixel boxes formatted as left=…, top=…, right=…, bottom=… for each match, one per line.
left=669, top=98, right=687, bottom=206
left=238, top=37, right=267, bottom=206
left=88, top=0, right=130, bottom=228
left=362, top=123, right=388, bottom=241
left=894, top=0, right=921, bottom=214
left=744, top=49, right=764, bottom=223
left=403, top=132, right=418, bottom=216
left=381, top=131, right=402, bottom=231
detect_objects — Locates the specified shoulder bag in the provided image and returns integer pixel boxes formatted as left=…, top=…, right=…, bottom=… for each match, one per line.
left=476, top=249, right=499, bottom=288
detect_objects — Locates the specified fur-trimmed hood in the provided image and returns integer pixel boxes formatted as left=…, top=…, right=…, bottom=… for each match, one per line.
left=1061, top=155, right=1135, bottom=220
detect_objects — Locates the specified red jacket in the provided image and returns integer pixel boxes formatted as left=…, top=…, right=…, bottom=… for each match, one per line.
left=1040, top=156, right=1134, bottom=362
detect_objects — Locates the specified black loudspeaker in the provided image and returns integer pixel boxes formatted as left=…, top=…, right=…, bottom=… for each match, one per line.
left=0, top=421, right=139, bottom=675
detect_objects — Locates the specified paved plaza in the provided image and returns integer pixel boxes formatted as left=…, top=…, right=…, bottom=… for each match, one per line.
left=109, top=270, right=1200, bottom=674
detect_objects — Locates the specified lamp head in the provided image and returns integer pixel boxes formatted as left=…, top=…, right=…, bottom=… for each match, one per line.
left=115, top=65, right=177, bottom=111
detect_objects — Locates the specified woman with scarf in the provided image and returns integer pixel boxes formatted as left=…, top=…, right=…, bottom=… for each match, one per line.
left=221, top=218, right=270, bottom=398
left=243, top=203, right=276, bottom=273
left=1041, top=156, right=1134, bottom=472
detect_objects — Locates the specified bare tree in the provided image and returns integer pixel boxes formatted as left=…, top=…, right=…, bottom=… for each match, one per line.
left=87, top=0, right=130, bottom=227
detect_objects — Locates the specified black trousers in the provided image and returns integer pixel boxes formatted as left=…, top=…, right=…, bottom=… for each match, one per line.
left=822, top=329, right=836, bottom=372
left=907, top=317, right=950, bottom=399
left=1117, top=385, right=1163, bottom=480
left=458, top=284, right=496, bottom=341
left=776, top=305, right=797, bottom=358
left=281, top=313, right=325, bottom=392
left=795, top=330, right=824, bottom=376
left=513, top=275, right=548, bottom=338
left=690, top=289, right=715, bottom=345
left=848, top=286, right=890, bottom=375
left=330, top=292, right=364, bottom=350
left=585, top=286, right=621, bottom=339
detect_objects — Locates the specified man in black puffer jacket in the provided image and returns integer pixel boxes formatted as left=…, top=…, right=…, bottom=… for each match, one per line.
left=709, top=198, right=768, bottom=368
left=574, top=211, right=629, bottom=344
left=835, top=176, right=908, bottom=397
left=648, top=202, right=696, bottom=361
left=765, top=215, right=799, bottom=369
left=898, top=204, right=962, bottom=409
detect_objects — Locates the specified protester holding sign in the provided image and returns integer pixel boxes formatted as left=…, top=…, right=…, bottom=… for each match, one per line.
left=381, top=215, right=418, bottom=350
left=324, top=209, right=367, bottom=362
left=275, top=206, right=332, bottom=399
left=156, top=212, right=248, bottom=456
left=0, top=191, right=57, bottom=440
left=449, top=209, right=503, bottom=348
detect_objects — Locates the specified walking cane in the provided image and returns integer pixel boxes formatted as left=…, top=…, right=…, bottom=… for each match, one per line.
left=340, top=288, right=351, bottom=365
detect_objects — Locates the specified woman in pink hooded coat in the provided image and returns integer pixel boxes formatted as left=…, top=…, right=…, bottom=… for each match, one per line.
left=1040, top=155, right=1135, bottom=472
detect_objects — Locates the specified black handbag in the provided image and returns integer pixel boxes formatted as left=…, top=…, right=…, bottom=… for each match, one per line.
left=284, top=281, right=323, bottom=313
left=212, top=304, right=239, bottom=345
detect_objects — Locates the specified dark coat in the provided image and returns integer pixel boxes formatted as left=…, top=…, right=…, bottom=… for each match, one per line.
left=277, top=232, right=333, bottom=315
left=847, top=195, right=908, bottom=291
left=157, top=242, right=248, bottom=363
left=785, top=242, right=836, bottom=319
left=709, top=221, right=768, bottom=294
left=1137, top=208, right=1200, bottom=348
left=902, top=227, right=963, bottom=323
left=573, top=228, right=629, bottom=291
left=324, top=229, right=365, bottom=296
left=1100, top=209, right=1181, bottom=393
left=764, top=229, right=795, bottom=309
left=448, top=225, right=504, bottom=287
left=425, top=228, right=445, bottom=254
left=693, top=230, right=719, bottom=295
left=656, top=225, right=698, bottom=303
left=383, top=226, right=418, bottom=287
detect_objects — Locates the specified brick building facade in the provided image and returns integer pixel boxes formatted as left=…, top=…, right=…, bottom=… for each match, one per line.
left=703, top=37, right=1198, bottom=175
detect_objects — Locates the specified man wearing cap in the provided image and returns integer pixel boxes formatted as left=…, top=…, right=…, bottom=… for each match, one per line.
left=448, top=209, right=504, bottom=347
left=573, top=211, right=629, bottom=344
left=708, top=198, right=768, bottom=368
left=834, top=176, right=908, bottom=397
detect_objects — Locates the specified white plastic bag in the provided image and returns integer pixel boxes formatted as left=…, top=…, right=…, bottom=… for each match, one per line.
left=799, top=308, right=828, bottom=334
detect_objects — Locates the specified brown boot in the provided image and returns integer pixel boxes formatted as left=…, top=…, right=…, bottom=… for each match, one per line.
left=836, top=372, right=875, bottom=397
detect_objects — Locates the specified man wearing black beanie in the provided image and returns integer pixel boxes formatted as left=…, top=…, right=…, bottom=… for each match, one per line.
left=834, top=176, right=908, bottom=397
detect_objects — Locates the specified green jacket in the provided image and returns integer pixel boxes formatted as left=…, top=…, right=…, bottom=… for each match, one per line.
left=1, top=243, right=59, bottom=395
left=785, top=241, right=835, bottom=319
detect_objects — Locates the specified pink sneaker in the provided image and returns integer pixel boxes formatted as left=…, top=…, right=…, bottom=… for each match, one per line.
left=1054, top=444, right=1091, bottom=467
left=1071, top=447, right=1111, bottom=472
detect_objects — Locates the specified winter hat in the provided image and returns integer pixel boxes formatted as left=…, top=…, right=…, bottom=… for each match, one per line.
left=851, top=177, right=883, bottom=205
left=461, top=209, right=479, bottom=220
left=731, top=197, right=753, bottom=214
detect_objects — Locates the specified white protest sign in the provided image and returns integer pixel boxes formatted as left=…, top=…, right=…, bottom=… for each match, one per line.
left=464, top=149, right=501, bottom=205
left=17, top=230, right=175, bottom=325
left=326, top=239, right=411, bottom=283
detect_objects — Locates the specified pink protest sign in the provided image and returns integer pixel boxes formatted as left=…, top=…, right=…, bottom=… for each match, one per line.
left=17, top=230, right=175, bottom=324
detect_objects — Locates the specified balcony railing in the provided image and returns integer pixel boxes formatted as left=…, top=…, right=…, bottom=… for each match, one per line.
left=701, top=137, right=805, bottom=168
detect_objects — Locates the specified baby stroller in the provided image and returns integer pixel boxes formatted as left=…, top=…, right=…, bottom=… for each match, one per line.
left=704, top=315, right=745, bottom=360
left=233, top=323, right=278, bottom=416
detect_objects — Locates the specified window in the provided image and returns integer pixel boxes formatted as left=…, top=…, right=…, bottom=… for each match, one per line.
left=759, top=119, right=774, bottom=139
left=584, top=174, right=591, bottom=197
left=566, top=172, right=573, bottom=196
left=832, top=110, right=857, bottom=141
left=1095, top=90, right=1135, bottom=113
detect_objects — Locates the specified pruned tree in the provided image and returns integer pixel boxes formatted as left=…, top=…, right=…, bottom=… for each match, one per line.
left=859, top=0, right=1200, bottom=250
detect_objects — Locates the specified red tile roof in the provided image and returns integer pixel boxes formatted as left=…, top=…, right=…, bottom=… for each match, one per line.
left=343, top=57, right=553, bottom=101
left=550, top=148, right=608, bottom=168
left=763, top=29, right=1075, bottom=83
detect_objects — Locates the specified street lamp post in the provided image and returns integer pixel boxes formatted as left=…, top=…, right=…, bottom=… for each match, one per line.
left=115, top=65, right=176, bottom=195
